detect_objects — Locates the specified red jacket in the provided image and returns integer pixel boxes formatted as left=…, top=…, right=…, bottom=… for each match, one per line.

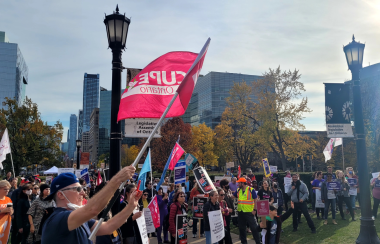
left=168, top=202, right=187, bottom=235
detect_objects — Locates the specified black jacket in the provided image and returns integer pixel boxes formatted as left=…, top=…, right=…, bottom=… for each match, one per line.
left=11, top=186, right=22, bottom=212
left=258, top=208, right=293, bottom=244
left=321, top=181, right=337, bottom=202
left=203, top=200, right=220, bottom=231
left=16, top=195, right=30, bottom=229
left=120, top=201, right=142, bottom=244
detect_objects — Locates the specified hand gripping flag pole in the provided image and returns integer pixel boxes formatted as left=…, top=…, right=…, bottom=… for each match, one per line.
left=89, top=38, right=210, bottom=241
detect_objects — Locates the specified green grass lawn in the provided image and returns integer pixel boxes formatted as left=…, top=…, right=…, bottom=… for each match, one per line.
left=231, top=208, right=380, bottom=244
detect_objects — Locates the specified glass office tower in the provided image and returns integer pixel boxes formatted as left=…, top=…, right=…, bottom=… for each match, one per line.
left=83, top=73, right=99, bottom=132
left=68, top=114, right=78, bottom=159
left=182, top=72, right=262, bottom=129
left=0, top=32, right=28, bottom=109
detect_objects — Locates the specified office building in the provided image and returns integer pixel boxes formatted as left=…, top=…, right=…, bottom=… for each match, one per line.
left=83, top=73, right=99, bottom=132
left=78, top=109, right=83, bottom=141
left=82, top=132, right=90, bottom=153
left=0, top=31, right=28, bottom=109
left=68, top=114, right=77, bottom=159
left=89, top=108, right=99, bottom=164
left=182, top=72, right=262, bottom=129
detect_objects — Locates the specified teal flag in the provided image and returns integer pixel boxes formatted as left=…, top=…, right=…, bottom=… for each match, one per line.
left=137, top=149, right=151, bottom=191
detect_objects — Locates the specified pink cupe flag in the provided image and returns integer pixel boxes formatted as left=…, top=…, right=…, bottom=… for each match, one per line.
left=168, top=142, right=185, bottom=170
left=117, top=38, right=210, bottom=121
left=148, top=195, right=160, bottom=228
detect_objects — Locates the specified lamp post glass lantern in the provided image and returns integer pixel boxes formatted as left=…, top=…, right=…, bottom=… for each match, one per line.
left=104, top=5, right=130, bottom=215
left=76, top=140, right=82, bottom=170
left=343, top=35, right=380, bottom=244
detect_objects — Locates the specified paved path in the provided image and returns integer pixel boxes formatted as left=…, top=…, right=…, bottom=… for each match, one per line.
left=149, top=227, right=256, bottom=244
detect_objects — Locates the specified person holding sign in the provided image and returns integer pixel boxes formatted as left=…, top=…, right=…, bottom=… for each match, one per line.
left=346, top=167, right=359, bottom=211
left=157, top=187, right=170, bottom=244
left=189, top=183, right=204, bottom=238
left=217, top=188, right=232, bottom=244
left=335, top=170, right=355, bottom=221
left=371, top=173, right=380, bottom=219
left=311, top=172, right=324, bottom=219
left=168, top=191, right=187, bottom=244
left=203, top=190, right=220, bottom=244
left=321, top=173, right=337, bottom=225
left=232, top=178, right=261, bottom=244
left=259, top=201, right=294, bottom=244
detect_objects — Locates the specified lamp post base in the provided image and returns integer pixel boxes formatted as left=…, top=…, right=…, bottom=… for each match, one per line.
left=356, top=217, right=380, bottom=244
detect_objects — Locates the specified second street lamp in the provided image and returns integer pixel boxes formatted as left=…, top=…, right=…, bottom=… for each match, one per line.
left=76, top=140, right=82, bottom=170
left=343, top=35, right=380, bottom=244
left=104, top=5, right=130, bottom=214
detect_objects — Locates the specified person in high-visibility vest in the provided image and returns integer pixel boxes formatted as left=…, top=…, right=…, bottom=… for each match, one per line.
left=232, top=177, right=261, bottom=244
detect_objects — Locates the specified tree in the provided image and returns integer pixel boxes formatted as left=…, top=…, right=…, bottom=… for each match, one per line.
left=121, top=145, right=139, bottom=167
left=0, top=98, right=64, bottom=175
left=217, top=82, right=263, bottom=171
left=251, top=67, right=312, bottom=170
left=213, top=123, right=233, bottom=168
left=191, top=123, right=218, bottom=167
left=146, top=117, right=192, bottom=171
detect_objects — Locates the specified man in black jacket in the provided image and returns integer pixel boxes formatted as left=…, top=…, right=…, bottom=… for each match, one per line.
left=11, top=179, right=29, bottom=244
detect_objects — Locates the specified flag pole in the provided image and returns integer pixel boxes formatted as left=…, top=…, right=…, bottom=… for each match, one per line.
left=342, top=139, right=345, bottom=171
left=89, top=92, right=179, bottom=241
left=9, top=152, right=15, bottom=178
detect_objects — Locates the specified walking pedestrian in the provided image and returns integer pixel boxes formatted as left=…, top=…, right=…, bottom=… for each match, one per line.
left=287, top=174, right=316, bottom=233
left=203, top=190, right=220, bottom=244
left=232, top=177, right=261, bottom=244
left=336, top=170, right=355, bottom=221
left=321, top=173, right=337, bottom=225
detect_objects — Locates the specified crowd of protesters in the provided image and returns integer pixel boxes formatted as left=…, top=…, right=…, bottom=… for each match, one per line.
left=0, top=163, right=377, bottom=244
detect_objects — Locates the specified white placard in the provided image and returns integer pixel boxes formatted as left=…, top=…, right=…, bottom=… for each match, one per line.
left=349, top=187, right=357, bottom=196
left=270, top=166, right=278, bottom=173
left=226, top=162, right=234, bottom=168
left=74, top=170, right=82, bottom=179
left=133, top=209, right=149, bottom=244
left=124, top=118, right=161, bottom=138
left=208, top=210, right=225, bottom=243
left=372, top=172, right=379, bottom=179
left=182, top=187, right=186, bottom=193
left=57, top=168, right=74, bottom=175
left=326, top=124, right=354, bottom=138
left=214, top=176, right=231, bottom=182
left=315, top=189, right=324, bottom=208
left=284, top=177, right=292, bottom=193
left=162, top=185, right=168, bottom=193
left=143, top=208, right=155, bottom=233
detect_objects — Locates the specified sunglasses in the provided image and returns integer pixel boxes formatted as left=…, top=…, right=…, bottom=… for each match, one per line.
left=220, top=194, right=225, bottom=196
left=61, top=186, right=84, bottom=193
left=143, top=194, right=148, bottom=196
left=179, top=195, right=185, bottom=198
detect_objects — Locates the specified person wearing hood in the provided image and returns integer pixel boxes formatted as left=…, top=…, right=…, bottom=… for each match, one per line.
left=259, top=202, right=294, bottom=244
left=287, top=174, right=316, bottom=233
left=40, top=166, right=140, bottom=244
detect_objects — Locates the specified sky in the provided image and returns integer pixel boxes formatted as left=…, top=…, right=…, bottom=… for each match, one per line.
left=1, top=0, right=380, bottom=143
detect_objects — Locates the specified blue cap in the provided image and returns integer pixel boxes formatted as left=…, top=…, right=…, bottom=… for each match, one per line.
left=44, top=173, right=79, bottom=201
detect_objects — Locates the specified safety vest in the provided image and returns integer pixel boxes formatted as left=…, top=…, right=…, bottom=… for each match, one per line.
left=237, top=187, right=255, bottom=212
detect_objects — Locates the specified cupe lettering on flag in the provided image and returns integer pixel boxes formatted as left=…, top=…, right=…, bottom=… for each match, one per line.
left=168, top=142, right=185, bottom=171
left=117, top=38, right=210, bottom=121
left=148, top=195, right=160, bottom=228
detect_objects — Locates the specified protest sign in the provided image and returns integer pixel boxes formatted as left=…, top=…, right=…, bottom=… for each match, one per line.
left=162, top=185, right=168, bottom=193
left=185, top=153, right=198, bottom=170
left=80, top=168, right=90, bottom=187
left=193, top=167, right=216, bottom=194
left=256, top=200, right=270, bottom=217
left=75, top=170, right=82, bottom=179
left=208, top=210, right=225, bottom=243
left=372, top=172, right=379, bottom=179
left=45, top=176, right=52, bottom=185
left=176, top=214, right=188, bottom=244
left=327, top=181, right=341, bottom=190
left=57, top=168, right=74, bottom=175
left=262, top=158, right=271, bottom=177
left=0, top=214, right=11, bottom=244
left=193, top=196, right=207, bottom=218
left=132, top=173, right=139, bottom=181
left=232, top=198, right=238, bottom=217
left=349, top=187, right=357, bottom=196
left=143, top=208, right=156, bottom=233
left=284, top=177, right=292, bottom=193
left=315, top=189, right=324, bottom=208
left=347, top=178, right=357, bottom=186
left=375, top=180, right=380, bottom=188
left=174, top=161, right=186, bottom=185
left=134, top=209, right=149, bottom=244
left=148, top=196, right=160, bottom=228
left=270, top=166, right=278, bottom=173
left=226, top=162, right=234, bottom=168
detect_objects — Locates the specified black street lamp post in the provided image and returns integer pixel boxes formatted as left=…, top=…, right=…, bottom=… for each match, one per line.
left=76, top=140, right=82, bottom=170
left=104, top=5, right=130, bottom=214
left=343, top=35, right=380, bottom=244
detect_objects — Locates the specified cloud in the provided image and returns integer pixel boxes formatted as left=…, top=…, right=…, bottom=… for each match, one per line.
left=1, top=0, right=379, bottom=137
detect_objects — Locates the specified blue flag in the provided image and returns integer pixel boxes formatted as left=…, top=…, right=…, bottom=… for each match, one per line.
left=137, top=149, right=151, bottom=191
left=156, top=146, right=174, bottom=190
